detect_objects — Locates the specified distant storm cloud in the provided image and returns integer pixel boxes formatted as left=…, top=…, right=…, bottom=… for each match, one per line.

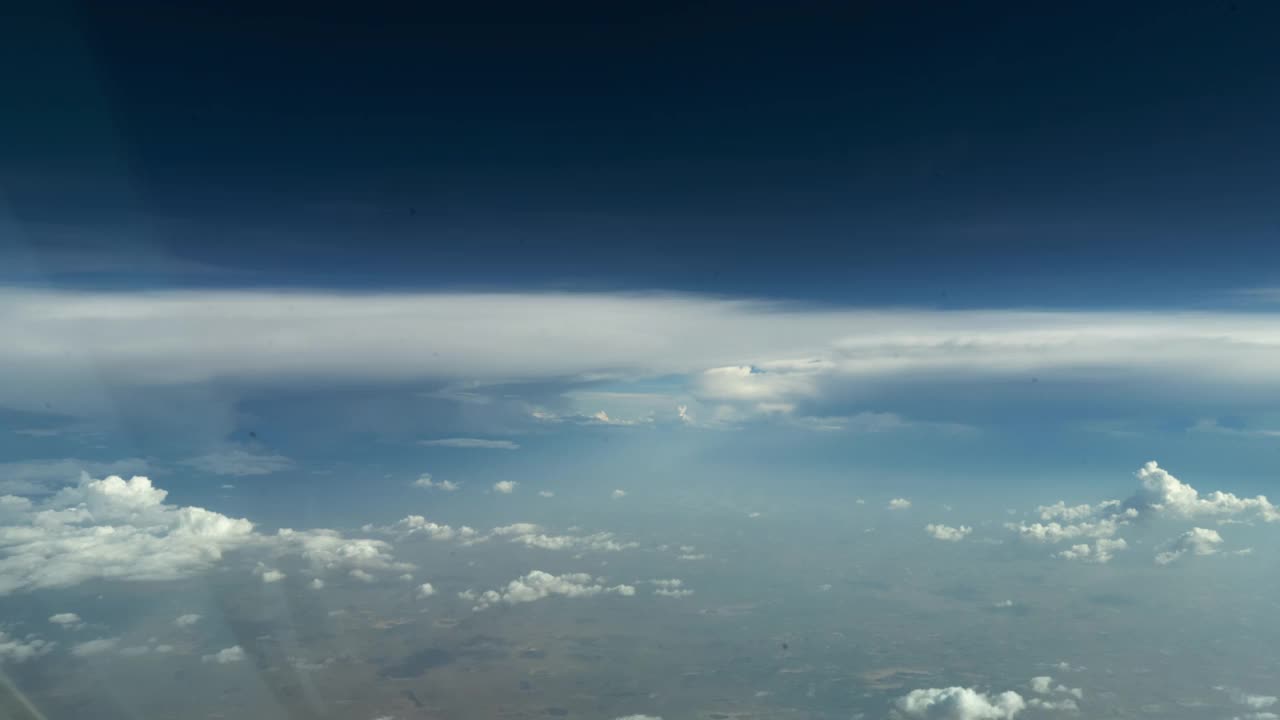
left=10, top=289, right=1280, bottom=428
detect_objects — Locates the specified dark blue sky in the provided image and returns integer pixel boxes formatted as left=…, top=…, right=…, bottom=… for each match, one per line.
left=5, top=1, right=1280, bottom=305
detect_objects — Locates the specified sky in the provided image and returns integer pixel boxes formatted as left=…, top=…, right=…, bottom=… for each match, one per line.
left=4, top=3, right=1280, bottom=720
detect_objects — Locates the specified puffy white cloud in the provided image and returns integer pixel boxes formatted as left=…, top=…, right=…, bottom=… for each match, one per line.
left=1132, top=462, right=1279, bottom=522
left=310, top=578, right=325, bottom=590
left=417, top=582, right=436, bottom=599
left=386, top=515, right=467, bottom=541
left=202, top=645, right=244, bottom=664
left=0, top=631, right=53, bottom=663
left=889, top=498, right=912, bottom=510
left=174, top=613, right=201, bottom=627
left=1055, top=538, right=1127, bottom=564
left=259, top=568, right=286, bottom=583
left=71, top=637, right=119, bottom=658
left=894, top=686, right=1026, bottom=720
left=421, top=438, right=519, bottom=450
left=1155, top=527, right=1224, bottom=565
left=412, top=473, right=459, bottom=491
left=0, top=473, right=416, bottom=597
left=181, top=448, right=294, bottom=477
left=349, top=568, right=375, bottom=583
left=0, top=474, right=256, bottom=595
left=612, top=489, right=627, bottom=499
left=273, top=528, right=413, bottom=576
left=468, top=570, right=635, bottom=611
left=926, top=524, right=972, bottom=542
left=1027, top=677, right=1082, bottom=710
left=494, top=480, right=518, bottom=494
left=48, top=612, right=82, bottom=628
left=1007, top=512, right=1134, bottom=544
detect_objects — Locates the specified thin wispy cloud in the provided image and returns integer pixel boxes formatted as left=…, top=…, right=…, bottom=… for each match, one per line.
left=419, top=438, right=520, bottom=450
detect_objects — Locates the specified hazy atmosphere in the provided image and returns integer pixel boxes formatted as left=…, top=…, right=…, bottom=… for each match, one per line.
left=5, top=2, right=1280, bottom=719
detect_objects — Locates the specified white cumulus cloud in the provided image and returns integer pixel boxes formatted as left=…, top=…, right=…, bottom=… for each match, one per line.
left=889, top=498, right=912, bottom=510
left=1055, top=538, right=1127, bottom=564
left=48, top=612, right=82, bottom=628
left=0, top=474, right=256, bottom=595
left=202, top=645, right=245, bottom=664
left=494, top=480, right=518, bottom=494
left=467, top=570, right=635, bottom=611
left=894, top=686, right=1026, bottom=720
left=926, top=524, right=972, bottom=542
left=1155, top=527, right=1224, bottom=565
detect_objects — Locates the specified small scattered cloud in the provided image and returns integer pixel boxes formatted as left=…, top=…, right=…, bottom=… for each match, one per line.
left=888, top=498, right=912, bottom=510
left=71, top=637, right=119, bottom=658
left=0, top=631, right=53, bottom=663
left=1217, top=687, right=1278, bottom=710
left=925, top=524, right=971, bottom=542
left=255, top=564, right=286, bottom=583
left=612, top=489, right=627, bottom=499
left=1155, top=527, right=1224, bottom=565
left=48, top=612, right=83, bottom=629
left=349, top=568, right=375, bottom=583
left=412, top=473, right=459, bottom=491
left=1055, top=538, right=1127, bottom=564
left=467, top=570, right=635, bottom=611
left=202, top=645, right=245, bottom=664
left=420, top=438, right=519, bottom=450
left=538, top=490, right=555, bottom=498
left=417, top=582, right=436, bottom=599
left=494, top=480, right=518, bottom=494
left=650, top=578, right=694, bottom=598
left=174, top=613, right=201, bottom=627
